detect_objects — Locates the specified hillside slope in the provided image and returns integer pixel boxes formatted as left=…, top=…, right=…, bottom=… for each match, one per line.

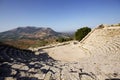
left=0, top=26, right=71, bottom=49
left=0, top=27, right=62, bottom=40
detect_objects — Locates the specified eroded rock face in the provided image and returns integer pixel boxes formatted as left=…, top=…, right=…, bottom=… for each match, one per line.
left=0, top=25, right=120, bottom=80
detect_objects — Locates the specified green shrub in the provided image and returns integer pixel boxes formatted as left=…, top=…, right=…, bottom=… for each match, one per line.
left=75, top=27, right=91, bottom=41
left=56, top=37, right=65, bottom=43
left=56, top=37, right=73, bottom=43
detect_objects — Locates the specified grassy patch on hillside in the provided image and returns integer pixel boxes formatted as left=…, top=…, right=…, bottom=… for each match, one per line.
left=0, top=39, right=49, bottom=49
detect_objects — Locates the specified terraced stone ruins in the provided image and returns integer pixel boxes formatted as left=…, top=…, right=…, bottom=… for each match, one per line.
left=0, top=24, right=120, bottom=80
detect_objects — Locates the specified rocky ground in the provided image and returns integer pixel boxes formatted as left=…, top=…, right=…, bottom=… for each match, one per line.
left=0, top=44, right=96, bottom=80
left=0, top=24, right=120, bottom=80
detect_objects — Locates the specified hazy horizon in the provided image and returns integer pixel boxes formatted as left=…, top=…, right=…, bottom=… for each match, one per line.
left=0, top=0, right=120, bottom=32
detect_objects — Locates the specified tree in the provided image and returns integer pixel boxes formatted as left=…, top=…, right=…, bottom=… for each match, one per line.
left=75, top=27, right=91, bottom=41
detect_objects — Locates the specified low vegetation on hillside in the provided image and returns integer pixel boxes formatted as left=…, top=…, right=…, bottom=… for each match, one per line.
left=56, top=37, right=73, bottom=43
left=0, top=39, right=49, bottom=49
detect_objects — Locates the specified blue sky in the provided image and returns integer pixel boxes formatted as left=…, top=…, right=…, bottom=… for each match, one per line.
left=0, top=0, right=120, bottom=32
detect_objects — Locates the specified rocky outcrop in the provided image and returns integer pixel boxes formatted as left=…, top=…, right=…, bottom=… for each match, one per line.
left=0, top=43, right=55, bottom=80
left=0, top=44, right=98, bottom=80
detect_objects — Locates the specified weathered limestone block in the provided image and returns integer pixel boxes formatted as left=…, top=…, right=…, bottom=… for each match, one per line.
left=4, top=77, right=16, bottom=80
left=11, top=69, right=17, bottom=75
left=44, top=72, right=52, bottom=80
left=11, top=63, right=25, bottom=69
left=29, top=68, right=35, bottom=72
left=34, top=73, right=45, bottom=79
left=21, top=65, right=29, bottom=70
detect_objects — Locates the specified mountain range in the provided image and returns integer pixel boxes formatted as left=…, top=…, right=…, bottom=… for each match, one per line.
left=0, top=26, right=68, bottom=40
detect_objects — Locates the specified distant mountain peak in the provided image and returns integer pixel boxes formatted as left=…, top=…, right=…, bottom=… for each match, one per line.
left=0, top=26, right=67, bottom=40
